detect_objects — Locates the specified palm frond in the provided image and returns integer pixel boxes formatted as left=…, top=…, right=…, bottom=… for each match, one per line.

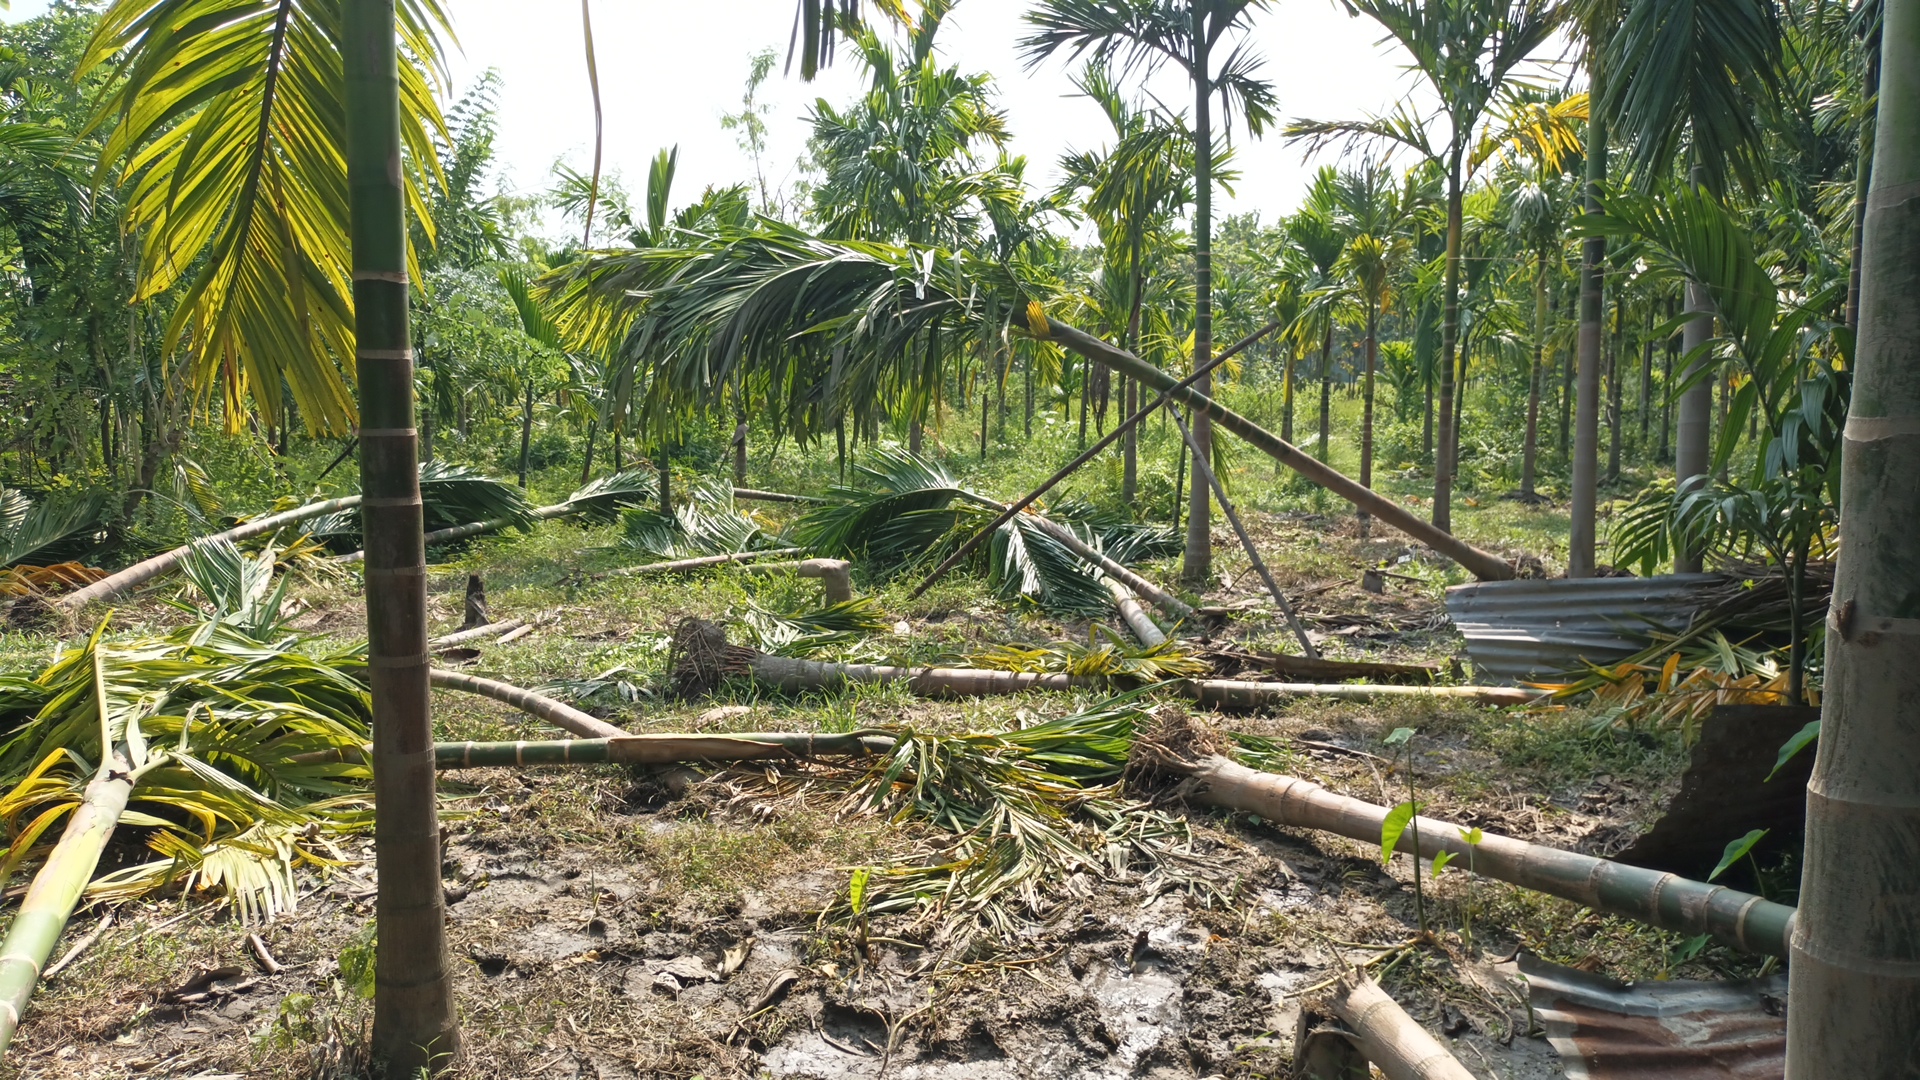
left=620, top=481, right=768, bottom=559
left=81, top=0, right=455, bottom=434
left=0, top=489, right=110, bottom=569
left=560, top=468, right=657, bottom=524
left=738, top=598, right=891, bottom=657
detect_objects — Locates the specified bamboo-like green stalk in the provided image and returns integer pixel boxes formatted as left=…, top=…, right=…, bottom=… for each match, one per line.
left=427, top=669, right=628, bottom=740
left=1787, top=0, right=1920, bottom=1069
left=433, top=732, right=897, bottom=769
left=1029, top=317, right=1517, bottom=582
left=0, top=750, right=136, bottom=1054
left=53, top=496, right=363, bottom=613
left=1180, top=754, right=1794, bottom=956
left=345, top=0, right=456, bottom=1067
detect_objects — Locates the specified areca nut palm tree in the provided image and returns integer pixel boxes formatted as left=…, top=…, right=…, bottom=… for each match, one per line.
left=1288, top=0, right=1563, bottom=535
left=1785, top=0, right=1920, bottom=1069
left=1330, top=162, right=1411, bottom=534
left=1601, top=0, right=1783, bottom=571
left=1022, top=0, right=1277, bottom=586
left=808, top=1, right=1013, bottom=452
left=345, top=0, right=458, bottom=1068
left=1056, top=59, right=1195, bottom=502
left=1288, top=169, right=1348, bottom=466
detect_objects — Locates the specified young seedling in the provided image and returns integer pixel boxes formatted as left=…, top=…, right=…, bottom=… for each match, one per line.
left=1380, top=727, right=1428, bottom=934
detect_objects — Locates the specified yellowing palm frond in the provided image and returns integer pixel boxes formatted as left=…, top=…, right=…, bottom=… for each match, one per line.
left=82, top=0, right=454, bottom=434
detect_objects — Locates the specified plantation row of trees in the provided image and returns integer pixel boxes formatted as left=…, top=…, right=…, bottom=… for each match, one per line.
left=3, top=0, right=1914, bottom=1072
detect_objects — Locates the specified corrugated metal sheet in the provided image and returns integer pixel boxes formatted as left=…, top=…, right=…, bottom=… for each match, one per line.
left=1521, top=953, right=1786, bottom=1079
left=1444, top=575, right=1724, bottom=681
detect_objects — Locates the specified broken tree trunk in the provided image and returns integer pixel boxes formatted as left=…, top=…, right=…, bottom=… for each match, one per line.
left=1328, top=976, right=1478, bottom=1080
left=55, top=496, right=364, bottom=613
left=744, top=558, right=854, bottom=604
left=732, top=488, right=828, bottom=505
left=1187, top=680, right=1536, bottom=708
left=433, top=732, right=898, bottom=769
left=1107, top=579, right=1167, bottom=648
left=1173, top=754, right=1793, bottom=956
left=908, top=326, right=1270, bottom=601
left=426, top=669, right=628, bottom=739
left=598, top=548, right=805, bottom=579
left=429, top=619, right=525, bottom=649
left=1029, top=316, right=1517, bottom=581
left=0, top=747, right=139, bottom=1054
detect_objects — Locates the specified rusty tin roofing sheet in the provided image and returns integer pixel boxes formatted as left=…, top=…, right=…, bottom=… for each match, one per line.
left=1444, top=575, right=1724, bottom=681
left=1521, top=953, right=1786, bottom=1079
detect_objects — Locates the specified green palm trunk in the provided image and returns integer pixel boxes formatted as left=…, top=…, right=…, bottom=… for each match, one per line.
left=0, top=751, right=135, bottom=1054
left=1181, top=0, right=1214, bottom=586
left=1434, top=163, right=1462, bottom=531
left=345, top=0, right=458, bottom=1069
left=1785, top=0, right=1920, bottom=1070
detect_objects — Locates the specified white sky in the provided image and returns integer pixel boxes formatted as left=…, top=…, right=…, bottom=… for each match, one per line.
left=9, top=0, right=1452, bottom=230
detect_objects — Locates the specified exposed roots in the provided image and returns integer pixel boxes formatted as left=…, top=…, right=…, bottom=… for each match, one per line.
left=668, top=617, right=757, bottom=697
left=1126, top=707, right=1230, bottom=789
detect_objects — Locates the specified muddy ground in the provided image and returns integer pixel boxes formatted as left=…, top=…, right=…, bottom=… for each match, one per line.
left=3, top=516, right=1739, bottom=1079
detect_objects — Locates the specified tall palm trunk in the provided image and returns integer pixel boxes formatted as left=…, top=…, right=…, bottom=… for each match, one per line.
left=1786, top=3, right=1920, bottom=1067
left=1435, top=161, right=1463, bottom=530
left=1674, top=274, right=1715, bottom=571
left=1182, top=3, right=1213, bottom=586
left=1570, top=56, right=1607, bottom=579
left=346, top=0, right=457, bottom=1069
left=1123, top=239, right=1144, bottom=502
left=1317, top=322, right=1334, bottom=462
left=1281, top=347, right=1296, bottom=446
left=1607, top=293, right=1624, bottom=482
left=1359, top=302, right=1377, bottom=535
left=1521, top=246, right=1546, bottom=498
left=516, top=383, right=534, bottom=488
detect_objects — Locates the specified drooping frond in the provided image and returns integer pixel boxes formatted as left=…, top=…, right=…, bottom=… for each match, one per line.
left=81, top=0, right=454, bottom=434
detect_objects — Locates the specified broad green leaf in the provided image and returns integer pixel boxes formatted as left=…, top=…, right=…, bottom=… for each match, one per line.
left=1430, top=850, right=1456, bottom=878
left=1460, top=826, right=1483, bottom=846
left=848, top=867, right=872, bottom=917
left=1380, top=799, right=1423, bottom=863
left=1709, top=829, right=1769, bottom=882
left=1768, top=720, right=1819, bottom=781
left=1383, top=726, right=1416, bottom=748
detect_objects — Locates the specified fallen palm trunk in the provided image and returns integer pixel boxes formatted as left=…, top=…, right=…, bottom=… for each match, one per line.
left=426, top=669, right=628, bottom=739
left=1029, top=516, right=1194, bottom=622
left=1328, top=976, right=1477, bottom=1080
left=0, top=748, right=139, bottom=1053
left=1107, top=579, right=1167, bottom=648
left=1174, top=754, right=1793, bottom=956
left=1030, top=316, right=1517, bottom=582
left=336, top=495, right=613, bottom=565
left=747, top=656, right=1086, bottom=697
left=429, top=619, right=525, bottom=649
left=1186, top=680, right=1538, bottom=708
left=733, top=488, right=828, bottom=505
left=433, top=732, right=897, bottom=769
left=1170, top=404, right=1318, bottom=657
left=1208, top=646, right=1448, bottom=685
left=743, top=558, right=855, bottom=604
left=598, top=547, right=804, bottom=579
left=53, top=496, right=363, bottom=613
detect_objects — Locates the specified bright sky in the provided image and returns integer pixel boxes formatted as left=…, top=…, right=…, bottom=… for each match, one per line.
left=9, top=0, right=1458, bottom=230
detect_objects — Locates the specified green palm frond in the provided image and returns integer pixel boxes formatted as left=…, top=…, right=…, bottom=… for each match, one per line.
left=620, top=481, right=769, bottom=560
left=307, top=461, right=537, bottom=547
left=80, top=0, right=454, bottom=434
left=793, top=447, right=987, bottom=563
left=559, top=468, right=657, bottom=524
left=0, top=489, right=110, bottom=569
left=175, top=537, right=292, bottom=642
left=1604, top=0, right=1783, bottom=197
left=968, top=631, right=1208, bottom=680
left=738, top=598, right=891, bottom=657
